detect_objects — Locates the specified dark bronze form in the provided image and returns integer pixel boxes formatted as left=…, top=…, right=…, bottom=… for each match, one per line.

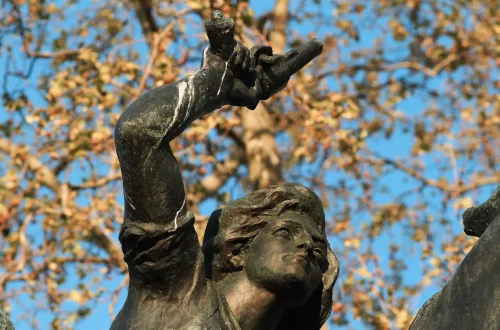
left=410, top=185, right=500, bottom=329
left=110, top=11, right=338, bottom=330
left=0, top=310, right=14, bottom=330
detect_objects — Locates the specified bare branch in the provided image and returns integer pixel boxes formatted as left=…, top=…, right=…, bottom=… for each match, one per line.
left=136, top=8, right=192, bottom=96
left=69, top=174, right=122, bottom=190
left=383, top=53, right=459, bottom=77
left=136, top=19, right=176, bottom=96
left=27, top=49, right=83, bottom=60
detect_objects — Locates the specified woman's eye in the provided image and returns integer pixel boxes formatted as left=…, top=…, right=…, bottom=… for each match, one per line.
left=313, top=249, right=324, bottom=260
left=274, top=228, right=292, bottom=240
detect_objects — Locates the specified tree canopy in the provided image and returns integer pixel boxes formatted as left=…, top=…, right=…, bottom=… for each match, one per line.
left=0, top=0, right=499, bottom=329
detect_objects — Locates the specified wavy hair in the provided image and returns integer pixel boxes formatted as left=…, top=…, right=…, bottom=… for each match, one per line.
left=202, top=183, right=339, bottom=330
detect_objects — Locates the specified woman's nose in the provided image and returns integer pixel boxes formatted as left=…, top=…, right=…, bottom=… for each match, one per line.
left=296, top=235, right=313, bottom=250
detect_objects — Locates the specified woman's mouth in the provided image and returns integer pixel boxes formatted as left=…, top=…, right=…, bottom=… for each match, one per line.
left=291, top=252, right=310, bottom=272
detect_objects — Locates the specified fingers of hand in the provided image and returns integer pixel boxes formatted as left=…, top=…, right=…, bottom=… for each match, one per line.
left=242, top=47, right=252, bottom=72
left=258, top=54, right=272, bottom=64
left=229, top=43, right=253, bottom=74
left=227, top=49, right=237, bottom=67
left=261, top=54, right=274, bottom=64
left=258, top=54, right=281, bottom=65
left=235, top=44, right=246, bottom=69
left=250, top=45, right=273, bottom=58
left=230, top=78, right=262, bottom=110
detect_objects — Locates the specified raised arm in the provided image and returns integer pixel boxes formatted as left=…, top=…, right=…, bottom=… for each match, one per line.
left=115, top=53, right=235, bottom=227
left=113, top=39, right=266, bottom=291
left=111, top=12, right=326, bottom=329
left=113, top=14, right=321, bottom=293
left=115, top=36, right=322, bottom=230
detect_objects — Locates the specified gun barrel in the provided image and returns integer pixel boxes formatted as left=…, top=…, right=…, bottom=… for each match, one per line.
left=268, top=38, right=323, bottom=81
left=259, top=38, right=323, bottom=99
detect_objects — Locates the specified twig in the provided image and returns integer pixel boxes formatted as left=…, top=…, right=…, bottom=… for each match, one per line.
left=108, top=276, right=129, bottom=320
left=136, top=8, right=193, bottom=96
left=383, top=53, right=458, bottom=77
left=68, top=174, right=122, bottom=190
left=107, top=40, right=147, bottom=64
left=136, top=20, right=176, bottom=96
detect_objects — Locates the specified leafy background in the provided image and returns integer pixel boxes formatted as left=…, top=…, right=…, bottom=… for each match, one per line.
left=0, top=0, right=499, bottom=329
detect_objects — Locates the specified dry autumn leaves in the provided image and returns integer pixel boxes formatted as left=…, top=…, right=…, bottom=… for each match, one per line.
left=0, top=0, right=499, bottom=329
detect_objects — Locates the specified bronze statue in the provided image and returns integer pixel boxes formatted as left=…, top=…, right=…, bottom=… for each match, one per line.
left=111, top=11, right=338, bottom=330
left=410, top=185, right=500, bottom=329
left=0, top=310, right=14, bottom=330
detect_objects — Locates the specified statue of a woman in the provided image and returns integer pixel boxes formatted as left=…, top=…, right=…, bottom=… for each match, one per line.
left=111, top=12, right=338, bottom=330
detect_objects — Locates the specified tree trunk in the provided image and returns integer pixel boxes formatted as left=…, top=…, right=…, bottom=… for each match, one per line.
left=240, top=0, right=289, bottom=190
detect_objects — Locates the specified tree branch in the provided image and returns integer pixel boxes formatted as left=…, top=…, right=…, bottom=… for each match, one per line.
left=136, top=8, right=192, bottom=96
left=366, top=155, right=500, bottom=197
left=68, top=174, right=122, bottom=190
left=383, top=53, right=459, bottom=77
left=0, top=139, right=125, bottom=270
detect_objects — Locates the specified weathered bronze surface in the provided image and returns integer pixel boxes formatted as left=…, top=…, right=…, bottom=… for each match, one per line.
left=0, top=310, right=14, bottom=330
left=410, top=185, right=500, bottom=329
left=110, top=11, right=338, bottom=330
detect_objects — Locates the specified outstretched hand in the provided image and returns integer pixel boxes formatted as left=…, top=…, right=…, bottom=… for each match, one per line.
left=227, top=41, right=255, bottom=75
left=201, top=41, right=263, bottom=110
left=223, top=43, right=292, bottom=110
left=202, top=41, right=297, bottom=110
left=202, top=11, right=322, bottom=110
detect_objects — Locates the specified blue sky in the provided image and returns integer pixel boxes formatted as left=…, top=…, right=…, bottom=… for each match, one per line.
left=0, top=1, right=496, bottom=329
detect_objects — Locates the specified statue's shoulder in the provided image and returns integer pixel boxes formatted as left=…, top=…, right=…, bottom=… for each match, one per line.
left=410, top=210, right=500, bottom=330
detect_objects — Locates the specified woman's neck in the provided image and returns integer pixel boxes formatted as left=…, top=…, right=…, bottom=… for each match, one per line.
left=219, top=271, right=286, bottom=330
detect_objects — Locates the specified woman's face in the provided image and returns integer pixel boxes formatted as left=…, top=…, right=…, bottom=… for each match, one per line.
left=244, top=211, right=328, bottom=307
